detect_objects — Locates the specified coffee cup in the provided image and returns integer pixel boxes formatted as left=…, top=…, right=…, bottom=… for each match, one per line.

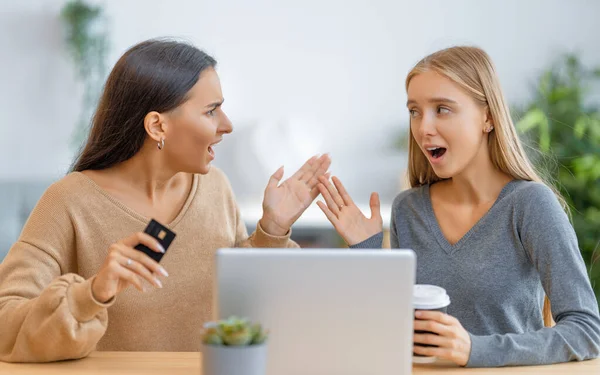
left=412, top=284, right=451, bottom=364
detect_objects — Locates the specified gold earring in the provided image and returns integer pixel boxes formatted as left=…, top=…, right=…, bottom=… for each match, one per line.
left=157, top=138, right=165, bottom=150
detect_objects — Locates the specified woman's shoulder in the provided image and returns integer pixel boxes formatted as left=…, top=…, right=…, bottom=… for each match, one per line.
left=37, top=172, right=96, bottom=203
left=505, top=179, right=562, bottom=209
left=501, top=180, right=570, bottom=230
left=391, top=185, right=428, bottom=211
left=17, top=173, right=96, bottom=229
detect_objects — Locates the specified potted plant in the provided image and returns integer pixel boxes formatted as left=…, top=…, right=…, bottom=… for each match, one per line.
left=201, top=316, right=269, bottom=375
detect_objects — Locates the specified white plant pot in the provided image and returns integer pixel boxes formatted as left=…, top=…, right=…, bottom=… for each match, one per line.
left=201, top=343, right=267, bottom=375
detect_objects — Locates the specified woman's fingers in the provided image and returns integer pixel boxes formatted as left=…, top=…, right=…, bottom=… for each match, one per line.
left=413, top=319, right=454, bottom=337
left=119, top=245, right=169, bottom=278
left=413, top=333, right=454, bottom=347
left=303, top=154, right=331, bottom=187
left=318, top=182, right=341, bottom=215
left=291, top=155, right=318, bottom=181
left=119, top=253, right=164, bottom=289
left=331, top=176, right=354, bottom=206
left=115, top=265, right=145, bottom=292
left=317, top=200, right=340, bottom=227
left=318, top=176, right=345, bottom=209
left=120, top=232, right=165, bottom=254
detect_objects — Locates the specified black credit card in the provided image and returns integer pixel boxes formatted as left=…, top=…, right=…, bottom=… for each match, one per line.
left=134, top=219, right=176, bottom=263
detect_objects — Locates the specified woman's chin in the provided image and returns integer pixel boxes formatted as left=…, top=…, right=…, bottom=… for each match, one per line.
left=197, top=163, right=212, bottom=175
left=184, top=159, right=212, bottom=175
left=430, top=164, right=455, bottom=180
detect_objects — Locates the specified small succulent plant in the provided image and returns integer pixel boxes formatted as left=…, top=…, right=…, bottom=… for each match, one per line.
left=202, top=316, right=268, bottom=346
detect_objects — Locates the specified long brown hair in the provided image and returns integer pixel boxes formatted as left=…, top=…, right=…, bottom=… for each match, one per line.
left=405, top=46, right=559, bottom=327
left=71, top=38, right=217, bottom=172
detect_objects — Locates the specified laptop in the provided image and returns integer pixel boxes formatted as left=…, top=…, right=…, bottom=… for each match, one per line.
left=213, top=248, right=416, bottom=375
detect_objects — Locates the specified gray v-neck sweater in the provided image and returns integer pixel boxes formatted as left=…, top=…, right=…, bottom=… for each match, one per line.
left=352, top=179, right=600, bottom=367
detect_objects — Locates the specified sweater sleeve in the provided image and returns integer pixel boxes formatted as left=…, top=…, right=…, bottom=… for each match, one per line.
left=234, top=203, right=300, bottom=249
left=0, top=183, right=113, bottom=363
left=348, top=232, right=384, bottom=249
left=467, top=183, right=600, bottom=367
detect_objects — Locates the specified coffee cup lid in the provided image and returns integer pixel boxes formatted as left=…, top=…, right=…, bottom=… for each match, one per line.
left=413, top=284, right=450, bottom=309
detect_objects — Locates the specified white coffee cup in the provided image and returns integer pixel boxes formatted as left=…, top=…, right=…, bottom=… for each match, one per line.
left=412, top=284, right=451, bottom=364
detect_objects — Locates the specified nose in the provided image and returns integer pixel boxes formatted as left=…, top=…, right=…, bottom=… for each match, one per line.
left=218, top=111, right=233, bottom=134
left=417, top=112, right=437, bottom=138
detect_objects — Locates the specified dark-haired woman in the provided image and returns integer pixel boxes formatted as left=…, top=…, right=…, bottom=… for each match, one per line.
left=0, top=38, right=330, bottom=363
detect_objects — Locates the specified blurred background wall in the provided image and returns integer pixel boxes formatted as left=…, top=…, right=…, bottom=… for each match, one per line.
left=1, top=1, right=599, bottom=276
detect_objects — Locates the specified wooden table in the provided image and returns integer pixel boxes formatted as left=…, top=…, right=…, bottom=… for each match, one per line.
left=0, top=352, right=598, bottom=374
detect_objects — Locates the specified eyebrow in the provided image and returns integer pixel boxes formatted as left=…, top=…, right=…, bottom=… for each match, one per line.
left=406, top=97, right=457, bottom=106
left=205, top=99, right=224, bottom=109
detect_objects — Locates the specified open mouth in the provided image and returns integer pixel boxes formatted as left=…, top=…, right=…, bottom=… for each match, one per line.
left=208, top=139, right=222, bottom=159
left=427, top=147, right=447, bottom=159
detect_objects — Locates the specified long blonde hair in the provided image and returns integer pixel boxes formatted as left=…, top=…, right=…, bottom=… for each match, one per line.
left=405, top=46, right=562, bottom=327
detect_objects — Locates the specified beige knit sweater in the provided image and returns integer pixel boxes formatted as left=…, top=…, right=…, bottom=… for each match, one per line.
left=0, top=168, right=298, bottom=363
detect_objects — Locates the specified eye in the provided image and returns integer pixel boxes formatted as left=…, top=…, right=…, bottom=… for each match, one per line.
left=207, top=108, right=216, bottom=117
left=437, top=106, right=451, bottom=115
left=408, top=109, right=419, bottom=118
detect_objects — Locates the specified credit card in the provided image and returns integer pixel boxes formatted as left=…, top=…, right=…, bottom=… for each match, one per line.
left=134, top=219, right=176, bottom=262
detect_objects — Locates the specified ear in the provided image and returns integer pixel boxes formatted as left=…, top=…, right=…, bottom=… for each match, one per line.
left=144, top=111, right=167, bottom=142
left=483, top=106, right=494, bottom=133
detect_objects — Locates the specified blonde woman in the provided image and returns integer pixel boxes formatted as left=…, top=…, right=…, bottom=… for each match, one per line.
left=317, top=46, right=600, bottom=367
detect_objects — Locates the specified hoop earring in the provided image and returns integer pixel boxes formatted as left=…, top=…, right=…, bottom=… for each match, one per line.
left=157, top=138, right=165, bottom=150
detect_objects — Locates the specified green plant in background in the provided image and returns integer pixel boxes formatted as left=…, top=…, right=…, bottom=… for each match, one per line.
left=202, top=316, right=269, bottom=346
left=60, top=0, right=109, bottom=151
left=513, top=53, right=600, bottom=306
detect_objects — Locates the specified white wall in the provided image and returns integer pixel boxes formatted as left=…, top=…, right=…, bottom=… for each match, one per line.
left=1, top=0, right=599, bottom=202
